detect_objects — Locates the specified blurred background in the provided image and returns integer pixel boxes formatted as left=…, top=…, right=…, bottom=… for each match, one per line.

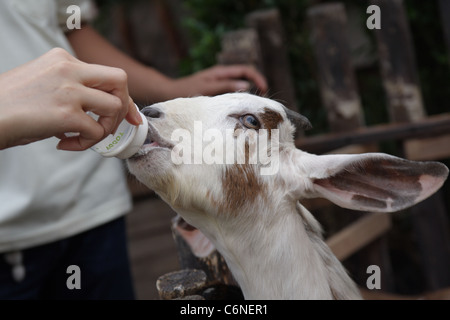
left=91, top=0, right=450, bottom=299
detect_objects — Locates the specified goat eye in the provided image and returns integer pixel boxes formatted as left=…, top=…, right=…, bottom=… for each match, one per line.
left=241, top=114, right=260, bottom=129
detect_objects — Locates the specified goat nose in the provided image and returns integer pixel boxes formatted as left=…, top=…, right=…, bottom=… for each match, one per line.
left=142, top=106, right=162, bottom=119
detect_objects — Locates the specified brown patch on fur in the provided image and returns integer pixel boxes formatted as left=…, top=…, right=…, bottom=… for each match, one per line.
left=206, top=189, right=220, bottom=208
left=233, top=125, right=252, bottom=164
left=259, top=108, right=283, bottom=138
left=221, top=164, right=266, bottom=215
left=233, top=123, right=241, bottom=137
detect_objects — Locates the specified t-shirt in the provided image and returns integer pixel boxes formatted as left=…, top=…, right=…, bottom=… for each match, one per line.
left=0, top=0, right=133, bottom=252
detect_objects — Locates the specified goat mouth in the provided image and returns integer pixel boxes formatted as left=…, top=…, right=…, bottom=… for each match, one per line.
left=131, top=121, right=174, bottom=158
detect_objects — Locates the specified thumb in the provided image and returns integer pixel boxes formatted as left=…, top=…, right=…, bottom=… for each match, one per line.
left=125, top=99, right=143, bottom=126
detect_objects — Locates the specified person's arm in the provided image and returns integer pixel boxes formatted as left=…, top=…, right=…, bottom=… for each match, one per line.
left=0, top=48, right=141, bottom=151
left=66, top=25, right=268, bottom=104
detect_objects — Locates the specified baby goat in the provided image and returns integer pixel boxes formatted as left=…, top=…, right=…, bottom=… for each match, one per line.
left=127, top=93, right=448, bottom=300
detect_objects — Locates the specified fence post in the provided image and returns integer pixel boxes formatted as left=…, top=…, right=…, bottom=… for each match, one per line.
left=438, top=0, right=450, bottom=61
left=372, top=0, right=450, bottom=291
left=371, top=0, right=425, bottom=123
left=307, top=2, right=365, bottom=133
left=307, top=2, right=394, bottom=292
left=245, top=9, right=297, bottom=110
left=217, top=29, right=265, bottom=82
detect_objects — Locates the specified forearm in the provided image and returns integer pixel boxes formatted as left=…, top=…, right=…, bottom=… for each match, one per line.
left=66, top=25, right=174, bottom=104
left=66, top=25, right=268, bottom=104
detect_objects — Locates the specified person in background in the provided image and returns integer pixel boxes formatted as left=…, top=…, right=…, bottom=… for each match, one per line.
left=0, top=0, right=267, bottom=299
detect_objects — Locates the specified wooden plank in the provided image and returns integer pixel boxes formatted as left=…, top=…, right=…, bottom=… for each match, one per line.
left=245, top=9, right=297, bottom=109
left=296, top=113, right=450, bottom=154
left=156, top=269, right=207, bottom=300
left=371, top=0, right=425, bottom=122
left=372, top=0, right=450, bottom=292
left=326, top=213, right=392, bottom=261
left=405, top=134, right=450, bottom=161
left=410, top=191, right=450, bottom=290
left=217, top=29, right=264, bottom=77
left=308, top=2, right=393, bottom=290
left=126, top=197, right=180, bottom=300
left=438, top=0, right=450, bottom=59
left=307, top=2, right=365, bottom=133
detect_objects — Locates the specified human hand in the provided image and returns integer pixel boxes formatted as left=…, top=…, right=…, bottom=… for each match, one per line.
left=169, top=64, right=268, bottom=98
left=0, top=48, right=142, bottom=151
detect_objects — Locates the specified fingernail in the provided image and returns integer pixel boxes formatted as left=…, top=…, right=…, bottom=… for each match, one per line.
left=235, top=80, right=250, bottom=92
left=131, top=102, right=143, bottom=125
left=136, top=111, right=143, bottom=125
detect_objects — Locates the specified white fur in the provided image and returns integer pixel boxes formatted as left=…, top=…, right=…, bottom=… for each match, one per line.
left=127, top=93, right=448, bottom=300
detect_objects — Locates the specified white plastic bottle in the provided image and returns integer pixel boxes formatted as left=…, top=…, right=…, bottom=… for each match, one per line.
left=66, top=104, right=148, bottom=159
left=89, top=105, right=148, bottom=159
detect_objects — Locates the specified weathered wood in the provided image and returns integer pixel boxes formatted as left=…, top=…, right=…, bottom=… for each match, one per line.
left=217, top=29, right=264, bottom=77
left=372, top=0, right=450, bottom=292
left=371, top=0, right=425, bottom=122
left=326, top=213, right=392, bottom=262
left=405, top=134, right=450, bottom=161
left=438, top=0, right=450, bottom=60
left=156, top=269, right=207, bottom=300
left=410, top=191, right=450, bottom=290
left=174, top=295, right=205, bottom=300
left=296, top=113, right=450, bottom=154
left=360, top=286, right=450, bottom=300
left=245, top=9, right=297, bottom=109
left=307, top=2, right=396, bottom=291
left=307, top=3, right=365, bottom=132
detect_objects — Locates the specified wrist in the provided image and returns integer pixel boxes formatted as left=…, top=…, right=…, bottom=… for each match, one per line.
left=0, top=107, right=21, bottom=149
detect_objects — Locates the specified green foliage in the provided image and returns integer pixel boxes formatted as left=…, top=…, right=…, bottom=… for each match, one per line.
left=179, top=0, right=450, bottom=136
left=94, top=0, right=450, bottom=136
left=180, top=0, right=325, bottom=133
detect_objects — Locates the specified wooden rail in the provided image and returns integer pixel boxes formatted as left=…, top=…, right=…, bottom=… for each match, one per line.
left=296, top=113, right=450, bottom=154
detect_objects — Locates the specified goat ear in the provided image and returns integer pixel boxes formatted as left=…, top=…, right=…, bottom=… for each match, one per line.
left=302, top=152, right=448, bottom=213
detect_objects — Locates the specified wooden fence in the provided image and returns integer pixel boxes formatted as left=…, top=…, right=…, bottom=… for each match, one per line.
left=102, top=0, right=450, bottom=299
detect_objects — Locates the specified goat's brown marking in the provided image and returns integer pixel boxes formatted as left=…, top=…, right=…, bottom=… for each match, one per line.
left=233, top=123, right=241, bottom=137
left=206, top=189, right=220, bottom=208
left=233, top=125, right=253, bottom=165
left=259, top=108, right=283, bottom=138
left=221, top=164, right=266, bottom=214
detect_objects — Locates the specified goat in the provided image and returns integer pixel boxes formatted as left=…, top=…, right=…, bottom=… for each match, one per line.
left=127, top=92, right=449, bottom=300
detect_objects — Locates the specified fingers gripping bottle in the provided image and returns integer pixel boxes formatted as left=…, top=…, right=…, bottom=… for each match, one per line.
left=68, top=104, right=148, bottom=159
